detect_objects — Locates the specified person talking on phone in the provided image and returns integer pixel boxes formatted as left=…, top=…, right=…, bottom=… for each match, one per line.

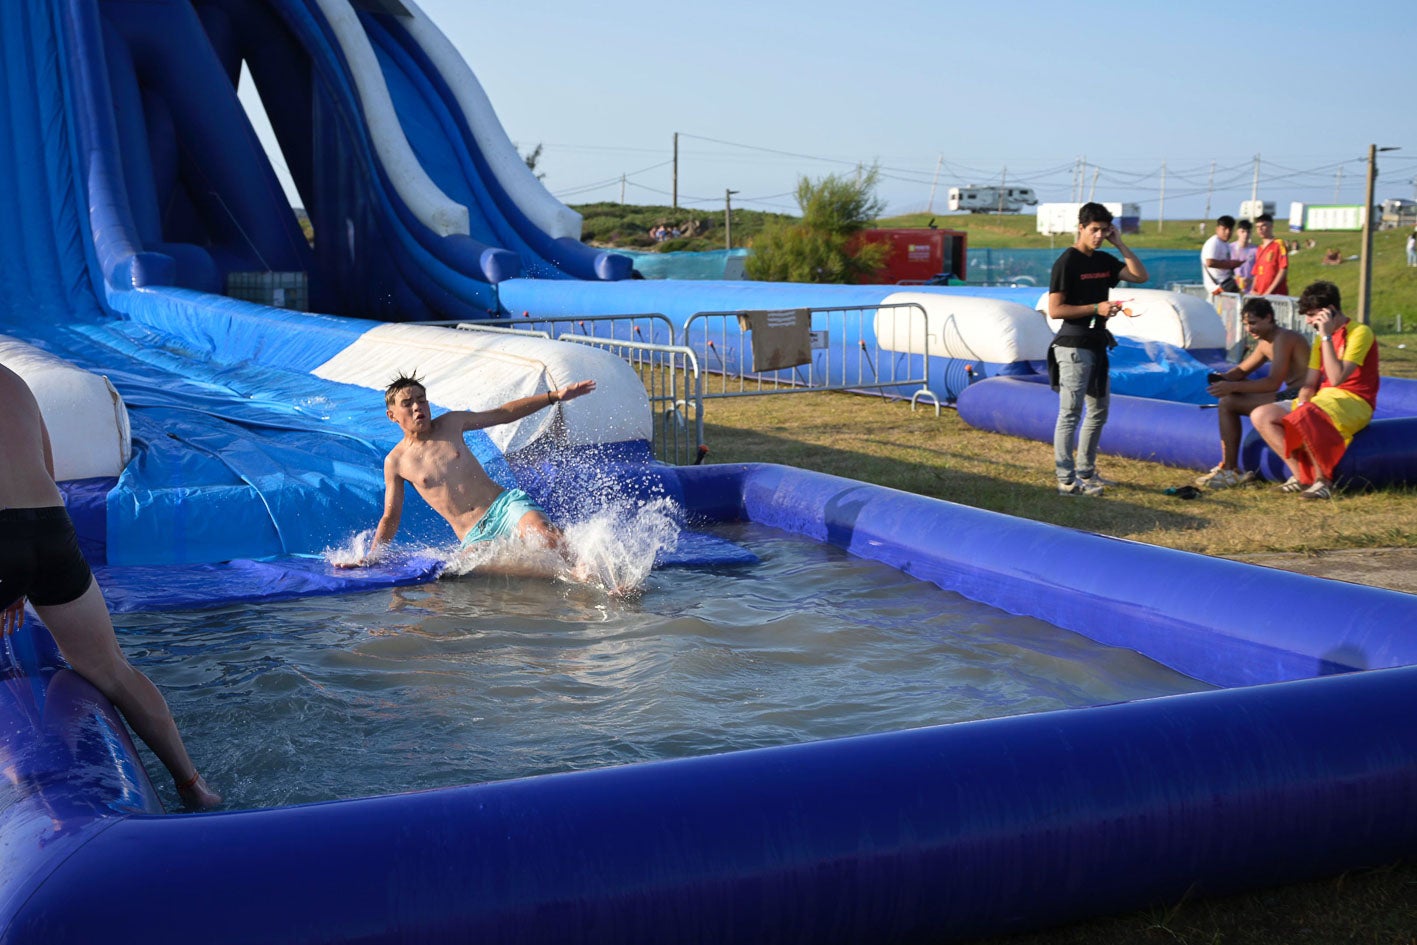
left=1248, top=281, right=1379, bottom=500
left=1046, top=202, right=1149, bottom=496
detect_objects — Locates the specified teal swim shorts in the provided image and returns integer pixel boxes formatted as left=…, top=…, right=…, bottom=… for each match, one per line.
left=459, top=488, right=545, bottom=547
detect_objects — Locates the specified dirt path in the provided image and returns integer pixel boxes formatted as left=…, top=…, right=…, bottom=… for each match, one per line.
left=1228, top=548, right=1417, bottom=596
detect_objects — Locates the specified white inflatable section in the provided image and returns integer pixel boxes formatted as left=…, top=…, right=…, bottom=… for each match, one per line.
left=311, top=324, right=651, bottom=454
left=400, top=0, right=582, bottom=241
left=1030, top=288, right=1228, bottom=350
left=313, top=0, right=469, bottom=237
left=878, top=291, right=1056, bottom=363
left=0, top=336, right=130, bottom=481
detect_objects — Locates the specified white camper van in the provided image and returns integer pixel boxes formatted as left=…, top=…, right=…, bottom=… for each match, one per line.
left=948, top=185, right=1038, bottom=214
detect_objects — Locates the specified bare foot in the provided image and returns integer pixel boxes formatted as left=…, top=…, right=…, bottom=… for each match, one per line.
left=176, top=773, right=223, bottom=811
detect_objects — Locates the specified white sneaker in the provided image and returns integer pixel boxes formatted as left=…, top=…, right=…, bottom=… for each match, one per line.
left=1058, top=479, right=1103, bottom=497
left=1078, top=472, right=1117, bottom=487
left=1196, top=466, right=1240, bottom=489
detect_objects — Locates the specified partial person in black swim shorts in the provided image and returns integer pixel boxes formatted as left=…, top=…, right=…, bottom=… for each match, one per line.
left=1, top=360, right=221, bottom=810
left=0, top=506, right=95, bottom=610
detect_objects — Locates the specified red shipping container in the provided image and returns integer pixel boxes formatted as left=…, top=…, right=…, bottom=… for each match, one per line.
left=850, top=228, right=968, bottom=285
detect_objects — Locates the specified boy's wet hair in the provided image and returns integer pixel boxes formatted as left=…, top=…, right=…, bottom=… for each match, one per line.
left=1078, top=201, right=1113, bottom=226
left=1217, top=215, right=1236, bottom=228
left=385, top=371, right=426, bottom=406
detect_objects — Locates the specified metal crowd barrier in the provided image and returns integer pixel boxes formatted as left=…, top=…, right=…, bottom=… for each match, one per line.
left=453, top=312, right=678, bottom=347
left=554, top=334, right=703, bottom=466
left=449, top=314, right=700, bottom=465
left=1172, top=284, right=1307, bottom=361
left=681, top=302, right=941, bottom=413
left=429, top=305, right=942, bottom=464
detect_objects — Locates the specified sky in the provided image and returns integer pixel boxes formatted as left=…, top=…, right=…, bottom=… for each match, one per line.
left=250, top=0, right=1417, bottom=223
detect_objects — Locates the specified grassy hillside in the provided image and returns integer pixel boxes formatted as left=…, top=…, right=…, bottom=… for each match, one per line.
left=573, top=203, right=1417, bottom=331
left=574, top=201, right=792, bottom=252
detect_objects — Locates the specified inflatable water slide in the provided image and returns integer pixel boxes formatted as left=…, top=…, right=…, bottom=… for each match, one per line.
left=4, top=1, right=1417, bottom=943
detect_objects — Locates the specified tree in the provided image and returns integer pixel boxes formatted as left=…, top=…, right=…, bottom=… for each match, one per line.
left=744, top=166, right=888, bottom=283
left=522, top=143, right=546, bottom=181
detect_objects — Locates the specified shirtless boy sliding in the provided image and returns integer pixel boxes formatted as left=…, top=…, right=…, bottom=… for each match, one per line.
left=349, top=372, right=595, bottom=568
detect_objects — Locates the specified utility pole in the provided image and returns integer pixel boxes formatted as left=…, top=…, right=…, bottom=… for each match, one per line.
left=725, top=189, right=739, bottom=249
left=998, top=166, right=1007, bottom=214
left=1250, top=153, right=1261, bottom=212
left=926, top=153, right=943, bottom=214
left=1157, top=161, right=1166, bottom=233
left=1088, top=167, right=1099, bottom=202
left=1203, top=160, right=1216, bottom=222
left=619, top=174, right=625, bottom=204
left=1334, top=165, right=1343, bottom=202
left=1358, top=144, right=1400, bottom=325
left=672, top=132, right=679, bottom=210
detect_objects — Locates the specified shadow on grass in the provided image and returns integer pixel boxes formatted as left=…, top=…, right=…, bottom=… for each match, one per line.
left=701, top=422, right=1214, bottom=535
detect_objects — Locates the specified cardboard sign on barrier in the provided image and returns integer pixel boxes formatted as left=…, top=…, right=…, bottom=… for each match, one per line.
left=739, top=308, right=812, bottom=372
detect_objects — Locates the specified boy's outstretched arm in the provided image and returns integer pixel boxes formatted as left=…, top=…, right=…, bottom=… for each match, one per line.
left=457, top=380, right=597, bottom=432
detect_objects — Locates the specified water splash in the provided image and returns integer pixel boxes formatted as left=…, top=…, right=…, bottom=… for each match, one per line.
left=323, top=530, right=450, bottom=573
left=435, top=497, right=681, bottom=597
left=325, top=529, right=376, bottom=568
left=559, top=497, right=681, bottom=595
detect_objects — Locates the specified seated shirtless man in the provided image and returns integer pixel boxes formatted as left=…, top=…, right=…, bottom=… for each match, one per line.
left=1, top=362, right=220, bottom=810
left=348, top=372, right=595, bottom=570
left=1196, top=297, right=1311, bottom=489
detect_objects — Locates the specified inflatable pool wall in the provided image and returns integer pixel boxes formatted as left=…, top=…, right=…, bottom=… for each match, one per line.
left=7, top=462, right=1417, bottom=944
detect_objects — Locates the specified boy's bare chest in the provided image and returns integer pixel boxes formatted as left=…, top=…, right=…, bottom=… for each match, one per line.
left=400, top=438, right=471, bottom=489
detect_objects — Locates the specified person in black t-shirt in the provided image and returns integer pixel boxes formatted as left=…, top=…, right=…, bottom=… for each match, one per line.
left=1046, top=202, right=1148, bottom=496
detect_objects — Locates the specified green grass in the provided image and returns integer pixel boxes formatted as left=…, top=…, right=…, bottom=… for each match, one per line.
left=700, top=332, right=1417, bottom=558
left=574, top=200, right=792, bottom=251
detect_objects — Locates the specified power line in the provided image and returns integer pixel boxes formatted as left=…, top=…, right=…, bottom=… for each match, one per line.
left=540, top=132, right=1416, bottom=216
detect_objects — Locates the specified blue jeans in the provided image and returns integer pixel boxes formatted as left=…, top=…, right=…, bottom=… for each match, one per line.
left=1053, top=346, right=1109, bottom=482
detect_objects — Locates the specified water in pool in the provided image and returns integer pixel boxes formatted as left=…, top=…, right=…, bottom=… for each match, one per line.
left=116, top=523, right=1213, bottom=811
